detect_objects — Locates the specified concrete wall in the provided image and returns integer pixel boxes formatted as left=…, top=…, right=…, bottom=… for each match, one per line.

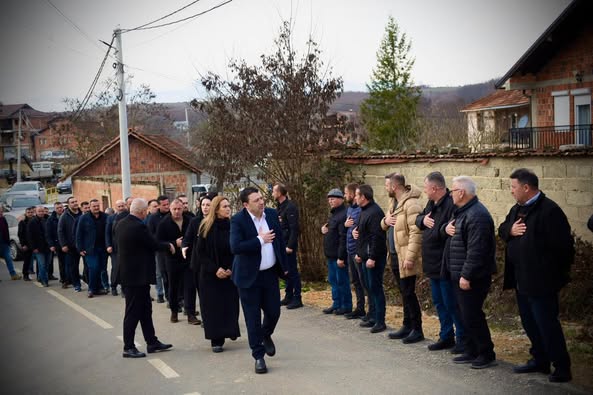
left=350, top=155, right=593, bottom=242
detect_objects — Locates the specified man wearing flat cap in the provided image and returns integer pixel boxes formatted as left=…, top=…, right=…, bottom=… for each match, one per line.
left=320, top=188, right=351, bottom=315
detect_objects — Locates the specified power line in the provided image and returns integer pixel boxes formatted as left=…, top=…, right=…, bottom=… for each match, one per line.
left=122, top=0, right=233, bottom=33
left=45, top=0, right=104, bottom=54
left=71, top=35, right=116, bottom=122
left=121, top=0, right=202, bottom=32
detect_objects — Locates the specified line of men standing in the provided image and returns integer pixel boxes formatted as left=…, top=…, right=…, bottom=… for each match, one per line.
left=320, top=168, right=574, bottom=382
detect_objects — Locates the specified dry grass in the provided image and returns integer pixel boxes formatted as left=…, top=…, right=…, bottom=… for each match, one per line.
left=302, top=287, right=593, bottom=391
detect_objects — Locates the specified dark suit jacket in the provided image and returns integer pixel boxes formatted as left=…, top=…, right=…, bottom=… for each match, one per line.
left=230, top=207, right=288, bottom=289
left=116, top=214, right=171, bottom=287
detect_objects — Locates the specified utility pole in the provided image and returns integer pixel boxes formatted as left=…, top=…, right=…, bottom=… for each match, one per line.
left=114, top=28, right=131, bottom=198
left=185, top=107, right=190, bottom=147
left=16, top=109, right=22, bottom=182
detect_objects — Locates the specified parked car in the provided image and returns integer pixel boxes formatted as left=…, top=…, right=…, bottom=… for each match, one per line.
left=57, top=177, right=72, bottom=194
left=5, top=212, right=22, bottom=261
left=3, top=181, right=47, bottom=203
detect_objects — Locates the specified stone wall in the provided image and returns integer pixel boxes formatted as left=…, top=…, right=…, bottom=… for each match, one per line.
left=346, top=154, right=593, bottom=242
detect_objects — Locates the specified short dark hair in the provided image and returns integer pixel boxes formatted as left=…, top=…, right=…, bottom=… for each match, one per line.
left=510, top=168, right=539, bottom=189
left=80, top=201, right=89, bottom=206
left=274, top=183, right=288, bottom=196
left=157, top=195, right=169, bottom=203
left=54, top=201, right=63, bottom=206
left=89, top=198, right=99, bottom=204
left=357, top=184, right=374, bottom=200
left=147, top=199, right=157, bottom=206
left=385, top=172, right=405, bottom=187
left=345, top=182, right=359, bottom=194
left=66, top=196, right=76, bottom=204
left=425, top=171, right=446, bottom=188
left=240, top=187, right=259, bottom=204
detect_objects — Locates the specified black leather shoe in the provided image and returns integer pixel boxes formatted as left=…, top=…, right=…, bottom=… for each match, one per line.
left=402, top=329, right=425, bottom=344
left=280, top=297, right=292, bottom=306
left=157, top=295, right=165, bottom=303
left=49, top=275, right=58, bottom=280
left=450, top=342, right=465, bottom=355
left=255, top=358, right=267, bottom=374
left=428, top=337, right=455, bottom=351
left=111, top=288, right=118, bottom=296
left=123, top=348, right=146, bottom=358
left=147, top=341, right=172, bottom=353
left=212, top=346, right=223, bottom=353
left=370, top=323, right=386, bottom=333
left=286, top=298, right=303, bottom=309
left=471, top=355, right=497, bottom=370
left=188, top=315, right=201, bottom=325
left=334, top=308, right=352, bottom=316
left=388, top=326, right=411, bottom=339
left=513, top=359, right=550, bottom=374
left=549, top=368, right=572, bottom=383
left=453, top=354, right=476, bottom=364
left=322, top=307, right=336, bottom=314
left=359, top=320, right=375, bottom=328
left=344, top=309, right=365, bottom=319
left=263, top=336, right=276, bottom=357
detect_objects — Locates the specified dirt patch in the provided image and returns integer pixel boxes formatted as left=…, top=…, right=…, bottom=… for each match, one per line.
left=302, top=287, right=593, bottom=391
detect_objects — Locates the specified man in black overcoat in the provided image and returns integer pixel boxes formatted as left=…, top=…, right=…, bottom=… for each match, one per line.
left=117, top=198, right=175, bottom=358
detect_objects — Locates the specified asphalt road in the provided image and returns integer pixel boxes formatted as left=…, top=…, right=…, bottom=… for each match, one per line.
left=0, top=261, right=588, bottom=395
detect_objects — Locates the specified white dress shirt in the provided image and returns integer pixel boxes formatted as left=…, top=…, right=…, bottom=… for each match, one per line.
left=249, top=210, right=276, bottom=271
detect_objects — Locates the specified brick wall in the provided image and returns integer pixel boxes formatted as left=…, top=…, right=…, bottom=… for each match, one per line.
left=510, top=23, right=593, bottom=128
left=349, top=155, right=593, bottom=243
left=72, top=178, right=160, bottom=210
left=77, top=136, right=187, bottom=176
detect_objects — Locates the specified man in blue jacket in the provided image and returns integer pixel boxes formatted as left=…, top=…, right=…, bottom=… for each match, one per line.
left=230, top=187, right=288, bottom=374
left=76, top=199, right=108, bottom=298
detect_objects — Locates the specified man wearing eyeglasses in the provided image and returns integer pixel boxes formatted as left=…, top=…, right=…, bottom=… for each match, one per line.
left=442, top=176, right=496, bottom=370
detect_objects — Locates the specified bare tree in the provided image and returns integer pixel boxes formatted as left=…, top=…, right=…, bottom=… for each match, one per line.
left=193, top=21, right=351, bottom=280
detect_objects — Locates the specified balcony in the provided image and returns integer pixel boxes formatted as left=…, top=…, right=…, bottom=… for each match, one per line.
left=508, top=124, right=593, bottom=150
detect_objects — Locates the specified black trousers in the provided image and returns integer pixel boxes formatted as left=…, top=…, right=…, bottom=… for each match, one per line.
left=389, top=253, right=409, bottom=328
left=165, top=260, right=192, bottom=314
left=283, top=251, right=302, bottom=299
left=123, top=285, right=158, bottom=350
left=56, top=250, right=66, bottom=282
left=347, top=254, right=365, bottom=312
left=516, top=291, right=571, bottom=369
left=400, top=275, right=422, bottom=330
left=453, top=276, right=495, bottom=359
left=22, top=249, right=33, bottom=276
left=109, top=253, right=119, bottom=290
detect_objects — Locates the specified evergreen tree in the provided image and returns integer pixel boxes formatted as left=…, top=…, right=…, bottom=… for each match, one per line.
left=360, top=16, right=420, bottom=151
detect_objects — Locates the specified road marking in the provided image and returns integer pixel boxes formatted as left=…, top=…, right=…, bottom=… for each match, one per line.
left=183, top=392, right=202, bottom=395
left=47, top=290, right=113, bottom=329
left=147, top=358, right=180, bottom=379
left=116, top=335, right=141, bottom=348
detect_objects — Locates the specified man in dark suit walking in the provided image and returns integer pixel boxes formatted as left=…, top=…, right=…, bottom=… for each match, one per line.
left=230, top=187, right=288, bottom=374
left=117, top=198, right=175, bottom=358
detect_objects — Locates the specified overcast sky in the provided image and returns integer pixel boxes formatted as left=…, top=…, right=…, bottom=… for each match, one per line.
left=0, top=0, right=572, bottom=112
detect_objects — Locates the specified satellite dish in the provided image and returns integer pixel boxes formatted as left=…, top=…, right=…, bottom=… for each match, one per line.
left=518, top=115, right=529, bottom=128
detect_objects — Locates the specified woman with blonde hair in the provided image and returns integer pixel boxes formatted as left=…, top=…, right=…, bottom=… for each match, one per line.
left=194, top=196, right=240, bottom=352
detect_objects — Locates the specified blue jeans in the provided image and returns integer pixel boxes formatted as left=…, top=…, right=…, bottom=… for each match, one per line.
left=33, top=251, right=51, bottom=284
left=516, top=291, right=571, bottom=369
left=362, top=256, right=386, bottom=324
left=327, top=259, right=352, bottom=310
left=86, top=251, right=107, bottom=293
left=430, top=278, right=465, bottom=341
left=154, top=257, right=164, bottom=297
left=65, top=250, right=81, bottom=290
left=0, top=243, right=17, bottom=276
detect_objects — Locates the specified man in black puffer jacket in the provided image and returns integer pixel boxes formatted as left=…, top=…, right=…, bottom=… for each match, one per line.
left=416, top=172, right=464, bottom=353
left=499, top=168, right=573, bottom=383
left=321, top=188, right=350, bottom=315
left=355, top=185, right=387, bottom=334
left=442, top=176, right=496, bottom=370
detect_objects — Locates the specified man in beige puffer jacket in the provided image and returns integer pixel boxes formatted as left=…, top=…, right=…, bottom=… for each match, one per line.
left=381, top=173, right=424, bottom=344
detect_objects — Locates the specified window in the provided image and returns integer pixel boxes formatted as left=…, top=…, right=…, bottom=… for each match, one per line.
left=477, top=112, right=484, bottom=131
left=552, top=91, right=569, bottom=131
left=510, top=113, right=518, bottom=128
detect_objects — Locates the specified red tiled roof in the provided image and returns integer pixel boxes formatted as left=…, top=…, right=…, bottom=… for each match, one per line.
left=63, top=130, right=201, bottom=179
left=460, top=90, right=529, bottom=112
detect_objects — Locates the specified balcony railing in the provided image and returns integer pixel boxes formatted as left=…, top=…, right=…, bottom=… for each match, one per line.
left=508, top=124, right=593, bottom=150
